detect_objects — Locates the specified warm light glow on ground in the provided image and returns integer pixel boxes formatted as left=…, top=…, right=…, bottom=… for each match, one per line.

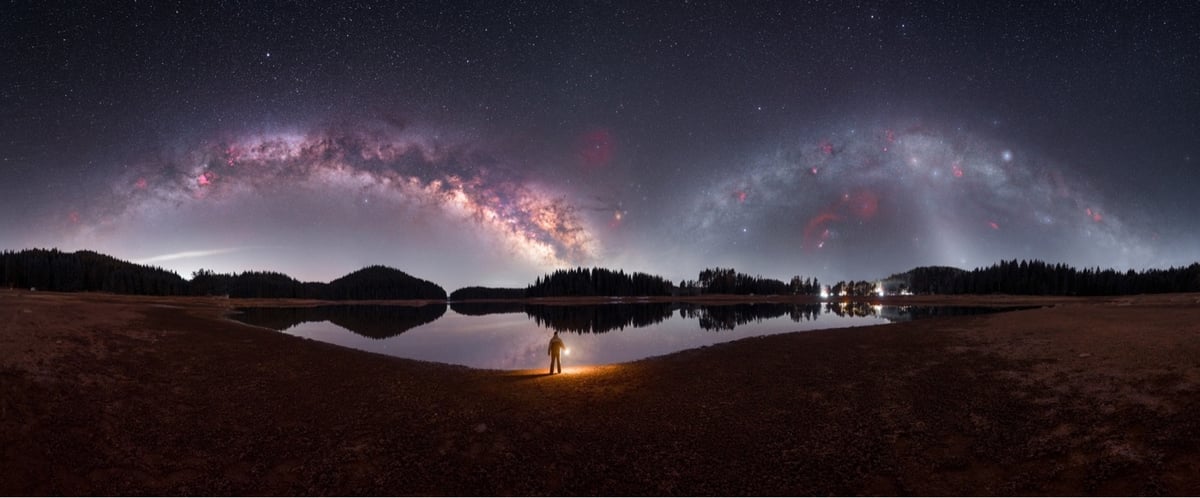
left=499, top=365, right=611, bottom=378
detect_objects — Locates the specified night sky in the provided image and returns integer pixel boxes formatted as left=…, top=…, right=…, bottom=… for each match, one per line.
left=4, top=1, right=1198, bottom=291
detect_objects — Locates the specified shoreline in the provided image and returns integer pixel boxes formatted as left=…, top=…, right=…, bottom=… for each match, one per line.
left=3, top=289, right=1200, bottom=494
left=129, top=290, right=1117, bottom=309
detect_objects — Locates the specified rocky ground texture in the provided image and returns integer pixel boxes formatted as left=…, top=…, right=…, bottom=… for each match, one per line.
left=2, top=290, right=1200, bottom=495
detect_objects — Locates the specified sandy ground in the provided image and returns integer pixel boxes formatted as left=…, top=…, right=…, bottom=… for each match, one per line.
left=2, top=289, right=1199, bottom=495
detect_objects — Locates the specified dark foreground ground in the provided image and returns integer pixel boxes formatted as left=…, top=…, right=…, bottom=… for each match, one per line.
left=2, top=290, right=1199, bottom=495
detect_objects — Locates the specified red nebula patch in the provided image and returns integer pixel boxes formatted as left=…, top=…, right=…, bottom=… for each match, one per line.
left=819, top=140, right=833, bottom=155
left=579, top=129, right=614, bottom=168
left=197, top=173, right=211, bottom=186
left=845, top=191, right=878, bottom=219
left=952, top=163, right=964, bottom=178
left=802, top=190, right=881, bottom=249
left=224, top=146, right=242, bottom=166
left=803, top=211, right=842, bottom=249
left=734, top=190, right=748, bottom=203
left=988, top=221, right=1000, bottom=230
left=885, top=129, right=896, bottom=143
left=68, top=211, right=80, bottom=224
left=134, top=178, right=148, bottom=189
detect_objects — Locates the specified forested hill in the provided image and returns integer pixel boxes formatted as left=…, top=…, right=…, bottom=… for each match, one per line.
left=890, top=260, right=1200, bottom=296
left=0, top=248, right=188, bottom=295
left=7, top=249, right=1199, bottom=300
left=0, top=249, right=445, bottom=300
left=324, top=266, right=446, bottom=300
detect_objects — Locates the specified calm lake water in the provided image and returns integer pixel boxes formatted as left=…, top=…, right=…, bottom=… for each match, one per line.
left=231, top=302, right=1014, bottom=370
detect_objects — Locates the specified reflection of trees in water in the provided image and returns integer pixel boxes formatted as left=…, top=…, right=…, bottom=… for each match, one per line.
left=525, top=303, right=676, bottom=334
left=449, top=302, right=526, bottom=316
left=824, top=301, right=879, bottom=318
left=678, top=303, right=823, bottom=331
left=823, top=303, right=1032, bottom=322
left=234, top=304, right=447, bottom=339
left=484, top=302, right=829, bottom=333
left=236, top=302, right=1035, bottom=338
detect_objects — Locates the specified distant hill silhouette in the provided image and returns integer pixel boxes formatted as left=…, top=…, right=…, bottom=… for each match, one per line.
left=1, top=248, right=445, bottom=300
left=191, top=265, right=446, bottom=300
left=4, top=248, right=1199, bottom=299
left=887, top=259, right=1200, bottom=296
left=0, top=248, right=188, bottom=295
left=324, top=265, right=446, bottom=300
left=449, top=286, right=527, bottom=301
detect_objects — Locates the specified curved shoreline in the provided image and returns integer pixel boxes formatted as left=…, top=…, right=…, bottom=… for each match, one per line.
left=3, top=290, right=1199, bottom=495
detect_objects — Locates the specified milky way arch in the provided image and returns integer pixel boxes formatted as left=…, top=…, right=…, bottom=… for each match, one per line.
left=91, top=120, right=600, bottom=267
left=681, top=121, right=1150, bottom=272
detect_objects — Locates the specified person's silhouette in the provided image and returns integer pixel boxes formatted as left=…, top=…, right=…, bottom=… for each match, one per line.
left=548, top=331, right=566, bottom=374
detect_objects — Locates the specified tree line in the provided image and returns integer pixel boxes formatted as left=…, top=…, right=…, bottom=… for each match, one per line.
left=454, top=267, right=824, bottom=300
left=893, top=259, right=1200, bottom=296
left=678, top=267, right=822, bottom=296
left=525, top=267, right=674, bottom=298
left=1, top=249, right=189, bottom=295
left=826, top=280, right=880, bottom=297
left=6, top=248, right=1200, bottom=300
left=191, top=265, right=446, bottom=300
left=1, top=249, right=445, bottom=300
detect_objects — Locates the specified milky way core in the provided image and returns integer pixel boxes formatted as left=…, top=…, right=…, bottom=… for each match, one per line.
left=4, top=1, right=1197, bottom=289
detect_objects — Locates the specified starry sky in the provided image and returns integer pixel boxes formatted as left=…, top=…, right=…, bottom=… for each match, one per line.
left=3, top=1, right=1198, bottom=291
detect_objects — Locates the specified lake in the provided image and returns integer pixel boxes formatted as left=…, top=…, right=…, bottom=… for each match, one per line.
left=231, top=302, right=1017, bottom=370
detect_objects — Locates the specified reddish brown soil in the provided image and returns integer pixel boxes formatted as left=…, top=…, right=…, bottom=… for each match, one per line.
left=2, top=290, right=1199, bottom=495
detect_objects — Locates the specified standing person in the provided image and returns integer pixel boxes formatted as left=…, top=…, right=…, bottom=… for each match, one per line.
left=548, top=331, right=566, bottom=374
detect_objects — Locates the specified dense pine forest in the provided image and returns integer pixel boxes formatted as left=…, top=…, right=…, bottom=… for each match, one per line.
left=0, top=249, right=189, bottom=295
left=677, top=267, right=822, bottom=296
left=4, top=248, right=1200, bottom=300
left=888, top=259, right=1200, bottom=296
left=1, top=249, right=446, bottom=300
left=470, top=266, right=821, bottom=299
left=524, top=267, right=673, bottom=298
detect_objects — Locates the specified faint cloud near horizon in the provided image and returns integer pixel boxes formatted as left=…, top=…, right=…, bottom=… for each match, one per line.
left=135, top=247, right=257, bottom=265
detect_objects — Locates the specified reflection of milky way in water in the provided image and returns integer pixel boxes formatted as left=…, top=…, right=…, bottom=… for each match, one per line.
left=233, top=303, right=1025, bottom=369
left=683, top=122, right=1151, bottom=269
left=87, top=120, right=598, bottom=266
